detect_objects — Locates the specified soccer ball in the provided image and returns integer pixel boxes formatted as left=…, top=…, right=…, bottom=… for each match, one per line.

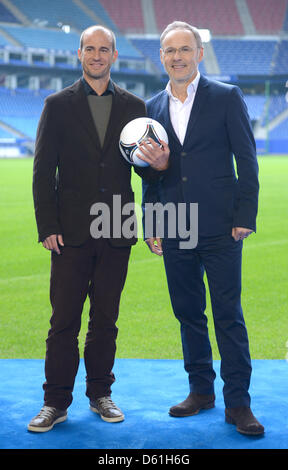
left=119, top=117, right=168, bottom=167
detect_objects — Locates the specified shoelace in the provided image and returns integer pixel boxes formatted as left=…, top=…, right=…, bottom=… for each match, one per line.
left=36, top=406, right=57, bottom=419
left=97, top=397, right=118, bottom=411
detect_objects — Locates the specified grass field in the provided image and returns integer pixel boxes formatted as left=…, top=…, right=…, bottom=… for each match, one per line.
left=0, top=156, right=287, bottom=360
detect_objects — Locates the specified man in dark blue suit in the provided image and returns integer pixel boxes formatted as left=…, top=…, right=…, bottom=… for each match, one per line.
left=139, top=21, right=264, bottom=435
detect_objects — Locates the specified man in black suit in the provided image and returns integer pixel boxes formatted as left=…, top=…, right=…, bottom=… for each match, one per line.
left=29, top=25, right=150, bottom=432
left=139, top=22, right=264, bottom=435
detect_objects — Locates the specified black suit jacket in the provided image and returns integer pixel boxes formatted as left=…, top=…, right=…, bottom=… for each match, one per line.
left=33, top=79, right=150, bottom=247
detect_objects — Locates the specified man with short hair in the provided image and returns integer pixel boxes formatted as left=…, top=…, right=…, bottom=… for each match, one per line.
left=140, top=21, right=264, bottom=436
left=29, top=25, right=151, bottom=432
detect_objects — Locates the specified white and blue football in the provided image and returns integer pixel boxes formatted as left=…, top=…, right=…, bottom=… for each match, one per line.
left=119, top=117, right=168, bottom=167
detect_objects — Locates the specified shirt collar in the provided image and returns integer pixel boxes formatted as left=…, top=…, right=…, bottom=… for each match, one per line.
left=166, top=71, right=200, bottom=102
left=81, top=76, right=115, bottom=96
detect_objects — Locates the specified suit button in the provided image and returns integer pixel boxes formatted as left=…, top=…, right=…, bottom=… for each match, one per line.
left=182, top=176, right=188, bottom=182
left=100, top=162, right=105, bottom=167
left=181, top=152, right=187, bottom=157
left=100, top=188, right=107, bottom=192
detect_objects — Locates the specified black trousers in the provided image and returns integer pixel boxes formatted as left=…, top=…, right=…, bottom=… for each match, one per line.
left=43, top=237, right=131, bottom=410
left=162, top=234, right=252, bottom=409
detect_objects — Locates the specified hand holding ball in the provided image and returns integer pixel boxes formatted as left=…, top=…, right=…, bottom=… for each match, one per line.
left=119, top=117, right=169, bottom=167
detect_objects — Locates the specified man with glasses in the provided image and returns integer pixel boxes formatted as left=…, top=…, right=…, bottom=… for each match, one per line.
left=139, top=21, right=264, bottom=436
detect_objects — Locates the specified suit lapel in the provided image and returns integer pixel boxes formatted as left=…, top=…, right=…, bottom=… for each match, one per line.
left=67, top=79, right=102, bottom=151
left=156, top=77, right=210, bottom=149
left=67, top=80, right=129, bottom=154
left=182, top=75, right=210, bottom=147
left=157, top=91, right=180, bottom=147
left=101, top=83, right=127, bottom=153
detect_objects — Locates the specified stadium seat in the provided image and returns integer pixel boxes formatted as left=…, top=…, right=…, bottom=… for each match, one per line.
left=98, top=0, right=144, bottom=33
left=244, top=95, right=266, bottom=121
left=246, top=0, right=287, bottom=33
left=0, top=24, right=80, bottom=51
left=0, top=87, right=49, bottom=139
left=153, top=0, right=243, bottom=35
left=0, top=3, right=20, bottom=23
left=212, top=39, right=276, bottom=75
left=269, top=118, right=288, bottom=139
left=273, top=40, right=288, bottom=74
left=10, top=0, right=93, bottom=31
left=80, top=0, right=118, bottom=31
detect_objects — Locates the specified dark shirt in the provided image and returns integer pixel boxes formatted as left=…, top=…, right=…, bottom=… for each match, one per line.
left=81, top=76, right=115, bottom=96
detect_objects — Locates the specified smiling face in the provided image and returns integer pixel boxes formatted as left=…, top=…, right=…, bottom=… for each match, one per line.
left=78, top=28, right=118, bottom=82
left=160, top=29, right=203, bottom=86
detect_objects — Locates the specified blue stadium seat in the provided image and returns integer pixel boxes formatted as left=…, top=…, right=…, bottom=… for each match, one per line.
left=212, top=39, right=276, bottom=75
left=0, top=30, right=12, bottom=46
left=270, top=118, right=288, bottom=139
left=0, top=24, right=80, bottom=51
left=10, top=0, right=93, bottom=31
left=244, top=95, right=266, bottom=121
left=273, top=40, right=288, bottom=74
left=82, top=0, right=118, bottom=31
left=0, top=24, right=142, bottom=58
left=0, top=127, right=15, bottom=138
left=0, top=3, right=19, bottom=23
left=0, top=87, right=48, bottom=139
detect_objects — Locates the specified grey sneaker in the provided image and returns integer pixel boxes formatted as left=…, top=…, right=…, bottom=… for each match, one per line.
left=90, top=396, right=124, bottom=423
left=28, top=406, right=67, bottom=432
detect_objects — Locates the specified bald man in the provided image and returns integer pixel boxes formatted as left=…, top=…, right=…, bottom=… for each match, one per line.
left=29, top=26, right=151, bottom=432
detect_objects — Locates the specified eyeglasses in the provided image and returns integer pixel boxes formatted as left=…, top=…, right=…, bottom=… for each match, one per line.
left=162, top=46, right=198, bottom=57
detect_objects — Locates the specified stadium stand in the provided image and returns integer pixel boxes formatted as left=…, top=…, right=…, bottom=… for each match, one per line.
left=0, top=2, right=19, bottom=23
left=98, top=0, right=144, bottom=33
left=1, top=24, right=80, bottom=50
left=212, top=39, right=277, bottom=75
left=80, top=0, right=118, bottom=31
left=0, top=30, right=12, bottom=46
left=273, top=40, right=288, bottom=74
left=0, top=0, right=287, bottom=154
left=153, top=0, right=244, bottom=35
left=244, top=95, right=266, bottom=121
left=246, top=0, right=287, bottom=33
left=11, top=0, right=93, bottom=31
left=0, top=86, right=49, bottom=139
left=270, top=118, right=288, bottom=138
left=0, top=23, right=142, bottom=58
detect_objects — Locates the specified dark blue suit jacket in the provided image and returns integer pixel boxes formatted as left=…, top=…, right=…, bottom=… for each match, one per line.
left=142, top=75, right=259, bottom=238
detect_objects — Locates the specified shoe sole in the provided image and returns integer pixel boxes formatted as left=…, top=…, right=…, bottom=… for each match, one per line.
left=169, top=402, right=215, bottom=417
left=90, top=405, right=124, bottom=423
left=225, top=414, right=265, bottom=435
left=27, top=414, right=67, bottom=433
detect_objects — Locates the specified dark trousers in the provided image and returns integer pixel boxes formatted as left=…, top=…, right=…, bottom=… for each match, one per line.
left=162, top=234, right=252, bottom=409
left=43, top=237, right=131, bottom=410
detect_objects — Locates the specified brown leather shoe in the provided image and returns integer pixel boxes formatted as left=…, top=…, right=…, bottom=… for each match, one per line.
left=90, top=396, right=124, bottom=423
left=225, top=407, right=264, bottom=435
left=28, top=406, right=67, bottom=432
left=169, top=393, right=215, bottom=417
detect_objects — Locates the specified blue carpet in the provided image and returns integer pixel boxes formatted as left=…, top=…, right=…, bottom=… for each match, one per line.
left=0, top=359, right=287, bottom=450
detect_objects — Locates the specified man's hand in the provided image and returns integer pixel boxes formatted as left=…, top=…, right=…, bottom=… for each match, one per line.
left=42, top=234, right=64, bottom=255
left=232, top=227, right=253, bottom=241
left=145, top=237, right=163, bottom=256
left=136, top=138, right=170, bottom=171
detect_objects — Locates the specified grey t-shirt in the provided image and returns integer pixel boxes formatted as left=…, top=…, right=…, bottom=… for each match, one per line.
left=87, top=94, right=113, bottom=147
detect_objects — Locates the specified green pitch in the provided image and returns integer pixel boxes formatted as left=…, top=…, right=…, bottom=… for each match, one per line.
left=0, top=156, right=287, bottom=360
